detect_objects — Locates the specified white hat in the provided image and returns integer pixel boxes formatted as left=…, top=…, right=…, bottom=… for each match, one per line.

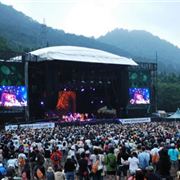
left=85, top=150, right=90, bottom=154
left=67, top=155, right=72, bottom=159
left=71, top=145, right=75, bottom=150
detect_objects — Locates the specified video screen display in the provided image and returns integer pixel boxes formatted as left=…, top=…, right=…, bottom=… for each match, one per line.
left=0, top=86, right=27, bottom=107
left=129, top=88, right=150, bottom=105
left=56, top=91, right=76, bottom=114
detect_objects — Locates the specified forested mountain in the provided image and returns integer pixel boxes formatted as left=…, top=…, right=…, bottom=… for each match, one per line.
left=0, top=3, right=129, bottom=59
left=0, top=2, right=180, bottom=73
left=98, top=29, right=180, bottom=72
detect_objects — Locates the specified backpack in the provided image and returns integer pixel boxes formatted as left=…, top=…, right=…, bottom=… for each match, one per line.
left=53, top=153, right=60, bottom=162
left=108, top=154, right=116, bottom=169
left=19, top=157, right=26, bottom=167
left=37, top=168, right=44, bottom=179
left=152, top=152, right=159, bottom=164
left=92, top=156, right=99, bottom=174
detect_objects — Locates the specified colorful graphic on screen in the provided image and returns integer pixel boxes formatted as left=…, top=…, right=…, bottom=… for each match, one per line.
left=129, top=88, right=150, bottom=105
left=56, top=91, right=76, bottom=114
left=0, top=86, right=27, bottom=107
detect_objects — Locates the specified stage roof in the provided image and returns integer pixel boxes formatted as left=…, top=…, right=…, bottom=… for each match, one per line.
left=11, top=46, right=137, bottom=66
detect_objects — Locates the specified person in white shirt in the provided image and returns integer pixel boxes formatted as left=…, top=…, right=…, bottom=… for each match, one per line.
left=150, top=144, right=159, bottom=156
left=128, top=152, right=139, bottom=175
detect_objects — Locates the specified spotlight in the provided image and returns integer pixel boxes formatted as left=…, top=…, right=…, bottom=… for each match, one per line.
left=99, top=81, right=102, bottom=84
left=93, top=88, right=96, bottom=91
left=91, top=101, right=94, bottom=104
left=107, top=81, right=111, bottom=84
left=81, top=80, right=85, bottom=83
left=64, top=88, right=67, bottom=91
left=90, top=81, right=94, bottom=84
left=40, top=101, right=44, bottom=105
left=81, top=88, right=85, bottom=92
left=100, top=100, right=103, bottom=104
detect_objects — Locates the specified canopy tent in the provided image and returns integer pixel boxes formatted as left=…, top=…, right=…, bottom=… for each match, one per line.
left=11, top=46, right=137, bottom=66
left=167, top=108, right=180, bottom=119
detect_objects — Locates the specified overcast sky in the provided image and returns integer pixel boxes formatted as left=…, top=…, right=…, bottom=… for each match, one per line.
left=1, top=0, right=180, bottom=47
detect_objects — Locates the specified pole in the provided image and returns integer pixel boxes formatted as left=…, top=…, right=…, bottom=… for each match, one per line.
left=24, top=53, right=30, bottom=122
left=155, top=51, right=158, bottom=112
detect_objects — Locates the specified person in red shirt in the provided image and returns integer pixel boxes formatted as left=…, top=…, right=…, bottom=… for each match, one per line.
left=50, top=146, right=62, bottom=171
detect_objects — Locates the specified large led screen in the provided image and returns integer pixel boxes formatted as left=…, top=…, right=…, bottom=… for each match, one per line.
left=56, top=91, right=76, bottom=113
left=0, top=86, right=27, bottom=107
left=129, top=88, right=150, bottom=105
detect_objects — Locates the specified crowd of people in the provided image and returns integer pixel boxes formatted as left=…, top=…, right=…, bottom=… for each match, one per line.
left=0, top=122, right=180, bottom=180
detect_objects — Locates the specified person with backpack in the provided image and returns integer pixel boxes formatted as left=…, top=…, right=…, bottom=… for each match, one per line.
left=50, top=147, right=62, bottom=171
left=90, top=148, right=104, bottom=180
left=150, top=144, right=159, bottom=171
left=105, top=147, right=117, bottom=180
left=46, top=166, right=55, bottom=180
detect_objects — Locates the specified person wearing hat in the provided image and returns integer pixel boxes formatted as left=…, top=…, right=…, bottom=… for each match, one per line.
left=46, top=166, right=55, bottom=180
left=54, top=168, right=65, bottom=180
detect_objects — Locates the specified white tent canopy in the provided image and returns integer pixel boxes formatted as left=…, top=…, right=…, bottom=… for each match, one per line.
left=11, top=46, right=137, bottom=66
left=167, top=108, right=180, bottom=119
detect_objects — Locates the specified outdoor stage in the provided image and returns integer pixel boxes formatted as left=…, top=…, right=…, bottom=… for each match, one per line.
left=0, top=46, right=157, bottom=124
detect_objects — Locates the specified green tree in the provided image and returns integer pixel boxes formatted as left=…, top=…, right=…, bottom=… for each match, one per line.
left=158, top=74, right=180, bottom=111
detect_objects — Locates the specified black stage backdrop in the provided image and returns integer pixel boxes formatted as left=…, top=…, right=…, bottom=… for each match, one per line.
left=28, top=61, right=129, bottom=119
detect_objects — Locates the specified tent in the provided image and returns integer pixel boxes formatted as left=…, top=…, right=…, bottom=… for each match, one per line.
left=167, top=108, right=180, bottom=119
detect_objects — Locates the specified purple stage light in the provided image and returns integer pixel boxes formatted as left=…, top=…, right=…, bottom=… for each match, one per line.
left=100, top=100, right=103, bottom=104
left=81, top=88, right=85, bottom=92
